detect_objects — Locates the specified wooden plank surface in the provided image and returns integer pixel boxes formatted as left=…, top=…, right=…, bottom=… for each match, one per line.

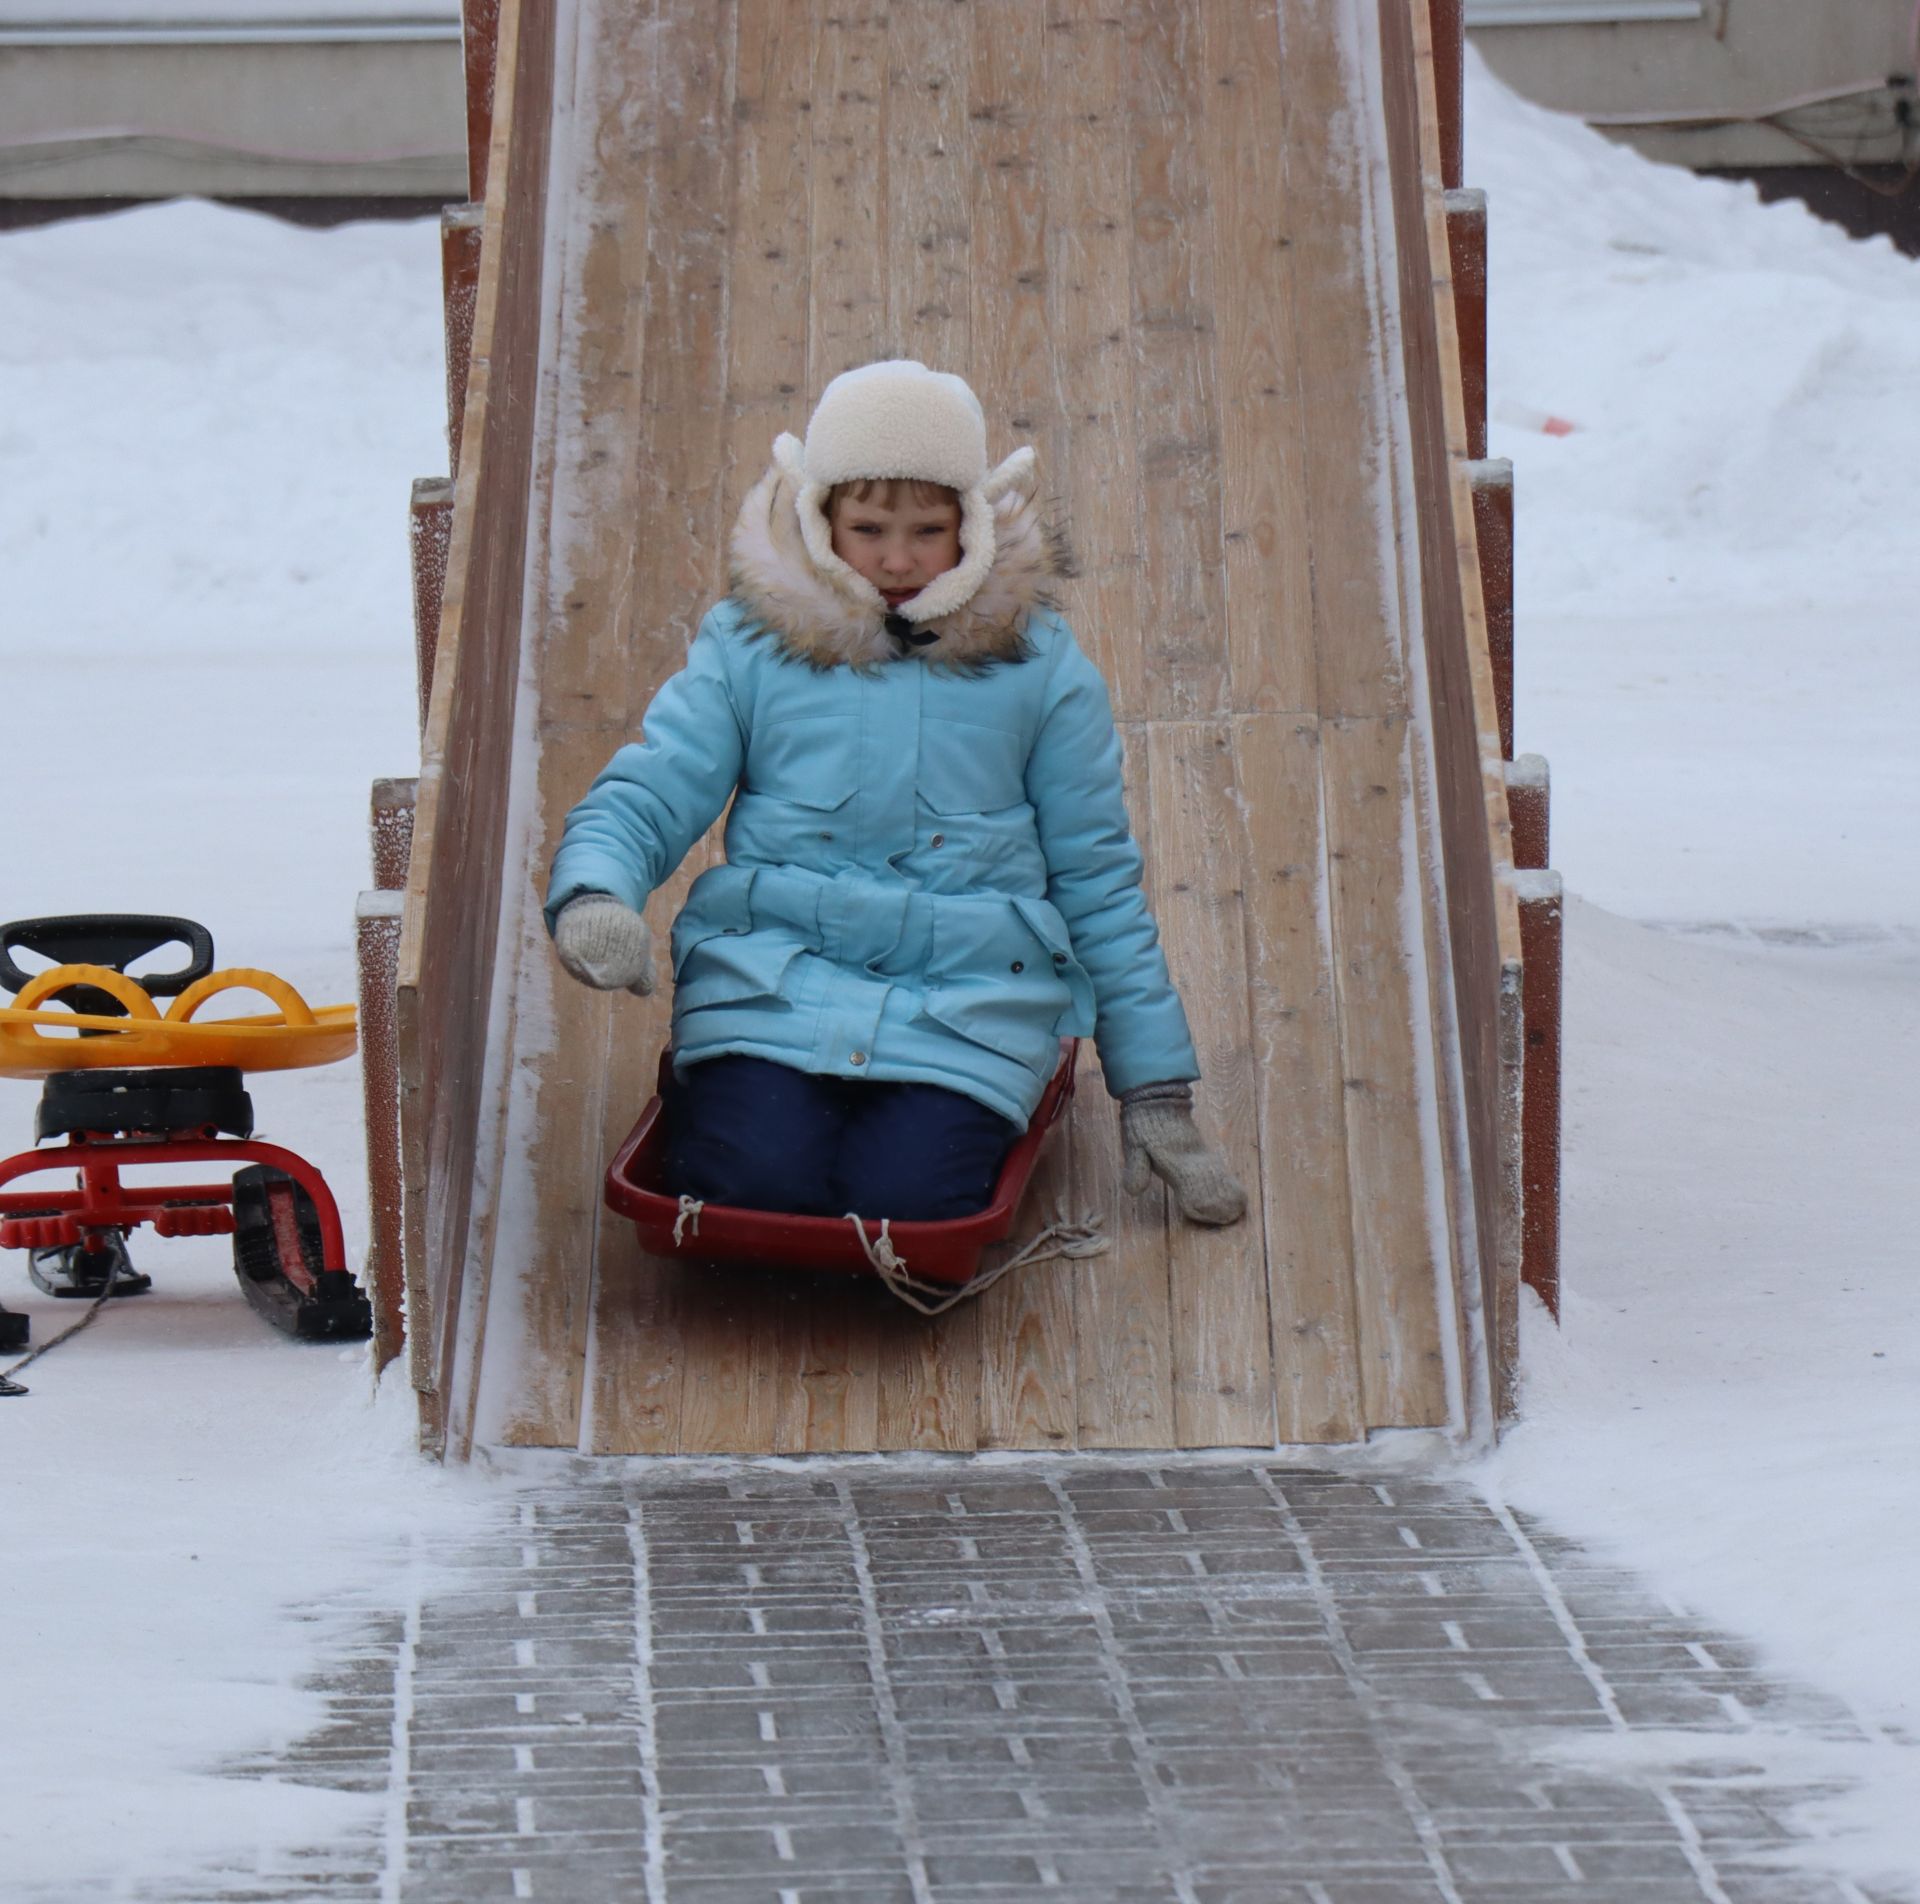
left=1321, top=714, right=1450, bottom=1427
left=1200, top=0, right=1315, bottom=717
left=975, top=1081, right=1080, bottom=1452
left=967, top=0, right=1080, bottom=1456
left=1073, top=727, right=1175, bottom=1450
left=1125, top=0, right=1229, bottom=722
left=808, top=0, right=889, bottom=385
left=588, top=0, right=741, bottom=1456
left=1235, top=712, right=1364, bottom=1444
left=453, top=0, right=1482, bottom=1455
left=1147, top=721, right=1274, bottom=1447
left=727, top=0, right=817, bottom=506
left=399, top=0, right=556, bottom=1451
left=479, top=0, right=656, bottom=1451
left=1044, top=0, right=1146, bottom=722
left=1273, top=0, right=1405, bottom=722
left=886, top=0, right=972, bottom=378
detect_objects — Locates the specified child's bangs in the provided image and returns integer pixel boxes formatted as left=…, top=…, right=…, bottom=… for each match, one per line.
left=829, top=477, right=959, bottom=514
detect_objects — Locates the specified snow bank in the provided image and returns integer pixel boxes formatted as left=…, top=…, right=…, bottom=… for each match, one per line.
left=1469, top=49, right=1920, bottom=930
left=1485, top=903, right=1920, bottom=1715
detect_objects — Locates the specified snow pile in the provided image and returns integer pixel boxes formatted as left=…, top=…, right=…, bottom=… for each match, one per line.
left=1472, top=51, right=1920, bottom=607
left=1470, top=49, right=1920, bottom=929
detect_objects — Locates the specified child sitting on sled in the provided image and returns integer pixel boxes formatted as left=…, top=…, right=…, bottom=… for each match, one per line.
left=545, top=360, right=1243, bottom=1229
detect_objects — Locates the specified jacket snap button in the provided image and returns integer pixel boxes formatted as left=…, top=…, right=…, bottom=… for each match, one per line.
left=930, top=832, right=945, bottom=848
left=1010, top=960, right=1025, bottom=973
left=1052, top=951, right=1067, bottom=963
left=819, top=830, right=833, bottom=841
left=849, top=1051, right=867, bottom=1066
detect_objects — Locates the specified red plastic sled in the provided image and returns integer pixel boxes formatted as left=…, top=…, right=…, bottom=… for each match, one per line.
left=604, top=1040, right=1078, bottom=1290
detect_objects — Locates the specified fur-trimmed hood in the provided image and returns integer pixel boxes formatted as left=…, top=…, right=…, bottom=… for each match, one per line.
left=727, top=447, right=1075, bottom=672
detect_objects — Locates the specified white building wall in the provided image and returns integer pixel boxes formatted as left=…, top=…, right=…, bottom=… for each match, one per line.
left=1469, top=0, right=1917, bottom=169
left=0, top=8, right=465, bottom=199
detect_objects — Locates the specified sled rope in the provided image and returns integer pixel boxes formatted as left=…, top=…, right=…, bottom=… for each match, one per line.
left=672, top=1195, right=705, bottom=1245
left=844, top=1210, right=1110, bottom=1316
left=0, top=1277, right=121, bottom=1397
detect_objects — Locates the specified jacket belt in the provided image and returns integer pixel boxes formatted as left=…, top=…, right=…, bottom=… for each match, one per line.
left=743, top=863, right=1047, bottom=975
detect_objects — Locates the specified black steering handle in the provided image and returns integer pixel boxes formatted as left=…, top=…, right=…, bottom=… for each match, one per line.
left=0, top=914, right=216, bottom=1008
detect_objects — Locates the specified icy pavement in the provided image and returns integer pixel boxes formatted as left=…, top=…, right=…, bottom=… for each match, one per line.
left=98, top=1460, right=1917, bottom=1904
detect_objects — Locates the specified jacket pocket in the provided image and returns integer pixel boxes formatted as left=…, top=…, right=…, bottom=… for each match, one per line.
left=745, top=714, right=860, bottom=811
left=919, top=896, right=1081, bottom=1072
left=670, top=864, right=806, bottom=1012
left=1010, top=896, right=1097, bottom=1036
left=916, top=716, right=1030, bottom=816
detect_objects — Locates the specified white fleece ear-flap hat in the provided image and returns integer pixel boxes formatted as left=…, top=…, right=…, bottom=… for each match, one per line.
left=770, top=359, right=1036, bottom=624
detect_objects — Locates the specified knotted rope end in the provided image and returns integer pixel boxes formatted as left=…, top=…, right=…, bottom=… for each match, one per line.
left=672, top=1195, right=705, bottom=1246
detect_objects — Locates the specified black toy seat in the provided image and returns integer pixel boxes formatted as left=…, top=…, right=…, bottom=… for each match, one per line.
left=36, top=1066, right=254, bottom=1143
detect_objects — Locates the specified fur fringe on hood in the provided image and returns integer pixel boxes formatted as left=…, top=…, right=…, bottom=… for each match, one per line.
left=727, top=453, right=1076, bottom=672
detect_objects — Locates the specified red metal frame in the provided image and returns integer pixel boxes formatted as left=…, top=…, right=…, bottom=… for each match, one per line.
left=0, top=1133, right=347, bottom=1287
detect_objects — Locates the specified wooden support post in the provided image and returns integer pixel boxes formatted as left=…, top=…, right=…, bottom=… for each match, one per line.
left=463, top=0, right=502, bottom=203
left=441, top=205, right=484, bottom=474
left=1514, top=870, right=1563, bottom=1325
left=357, top=885, right=408, bottom=1374
left=1446, top=188, right=1488, bottom=461
left=359, top=780, right=416, bottom=1373
left=410, top=479, right=455, bottom=734
left=371, top=776, right=419, bottom=890
left=1505, top=754, right=1549, bottom=872
left=1467, top=457, right=1513, bottom=758
left=1495, top=958, right=1526, bottom=1422
left=1428, top=0, right=1466, bottom=191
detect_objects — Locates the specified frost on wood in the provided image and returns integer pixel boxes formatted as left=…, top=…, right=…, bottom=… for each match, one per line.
left=409, top=479, right=455, bottom=733
left=370, top=777, right=419, bottom=892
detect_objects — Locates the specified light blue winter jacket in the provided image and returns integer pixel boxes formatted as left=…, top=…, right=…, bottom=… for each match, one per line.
left=545, top=468, right=1198, bottom=1127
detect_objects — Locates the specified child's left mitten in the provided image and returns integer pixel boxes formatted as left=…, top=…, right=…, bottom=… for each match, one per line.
left=1119, top=1083, right=1247, bottom=1227
left=553, top=893, right=656, bottom=996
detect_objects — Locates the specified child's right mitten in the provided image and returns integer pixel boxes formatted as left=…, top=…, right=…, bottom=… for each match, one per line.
left=553, top=893, right=655, bottom=996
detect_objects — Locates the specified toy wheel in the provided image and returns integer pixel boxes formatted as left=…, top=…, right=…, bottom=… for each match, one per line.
left=230, top=1165, right=372, bottom=1342
left=27, top=1230, right=151, bottom=1301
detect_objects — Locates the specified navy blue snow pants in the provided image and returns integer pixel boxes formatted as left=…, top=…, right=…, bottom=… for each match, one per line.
left=665, top=1055, right=1020, bottom=1221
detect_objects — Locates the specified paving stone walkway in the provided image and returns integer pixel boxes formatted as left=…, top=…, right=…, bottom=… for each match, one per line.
left=175, top=1462, right=1916, bottom=1903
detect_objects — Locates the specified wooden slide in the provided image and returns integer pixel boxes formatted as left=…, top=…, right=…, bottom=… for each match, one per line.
left=381, top=0, right=1549, bottom=1461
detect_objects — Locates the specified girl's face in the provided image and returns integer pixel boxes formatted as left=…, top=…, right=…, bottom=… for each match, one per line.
left=829, top=490, right=963, bottom=610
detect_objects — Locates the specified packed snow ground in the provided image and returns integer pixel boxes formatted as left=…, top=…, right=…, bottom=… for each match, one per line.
left=0, top=47, right=1914, bottom=1897
left=0, top=206, right=472, bottom=1894
left=1464, top=46, right=1920, bottom=1889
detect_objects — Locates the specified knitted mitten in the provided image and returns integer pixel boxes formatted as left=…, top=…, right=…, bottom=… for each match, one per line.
left=1120, top=1082, right=1247, bottom=1227
left=553, top=894, right=655, bottom=996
